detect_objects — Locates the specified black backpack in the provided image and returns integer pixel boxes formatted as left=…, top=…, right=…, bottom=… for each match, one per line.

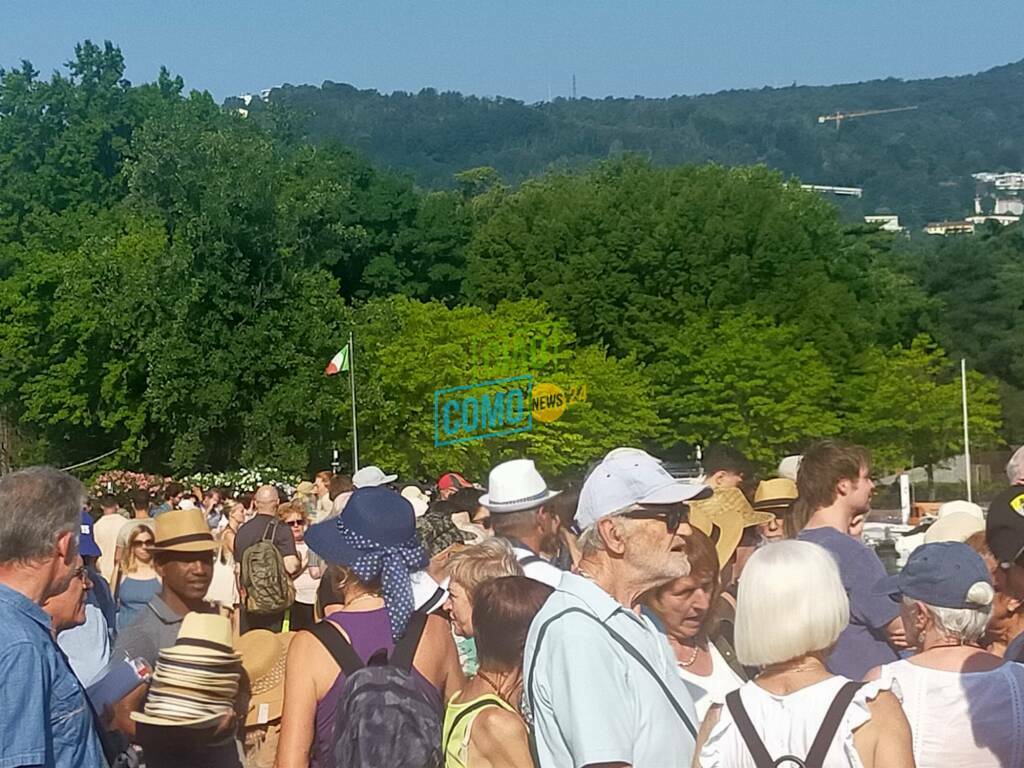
left=308, top=612, right=442, bottom=768
left=725, top=681, right=865, bottom=768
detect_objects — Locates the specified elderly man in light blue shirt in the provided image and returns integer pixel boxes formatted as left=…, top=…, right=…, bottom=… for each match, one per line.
left=524, top=448, right=709, bottom=768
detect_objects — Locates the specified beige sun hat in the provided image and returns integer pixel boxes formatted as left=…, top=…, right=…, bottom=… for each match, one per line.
left=148, top=508, right=219, bottom=553
left=689, top=487, right=774, bottom=570
left=237, top=630, right=294, bottom=726
left=753, top=477, right=799, bottom=513
left=159, top=613, right=239, bottom=661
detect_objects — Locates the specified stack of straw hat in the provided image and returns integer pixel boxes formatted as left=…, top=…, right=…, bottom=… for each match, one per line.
left=131, top=613, right=241, bottom=728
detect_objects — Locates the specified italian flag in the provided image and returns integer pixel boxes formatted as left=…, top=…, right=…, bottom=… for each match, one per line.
left=324, top=344, right=350, bottom=376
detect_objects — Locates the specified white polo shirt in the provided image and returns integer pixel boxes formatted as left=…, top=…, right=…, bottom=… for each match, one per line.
left=510, top=544, right=564, bottom=588
left=524, top=571, right=698, bottom=768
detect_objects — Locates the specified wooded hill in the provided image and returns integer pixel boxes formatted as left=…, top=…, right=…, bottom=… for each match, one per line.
left=229, top=59, right=1024, bottom=228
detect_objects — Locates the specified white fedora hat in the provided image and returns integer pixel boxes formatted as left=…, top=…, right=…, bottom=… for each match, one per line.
left=352, top=465, right=398, bottom=488
left=480, top=459, right=560, bottom=514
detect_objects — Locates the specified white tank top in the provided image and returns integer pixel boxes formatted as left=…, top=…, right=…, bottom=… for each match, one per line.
left=877, top=659, right=1024, bottom=768
left=676, top=642, right=744, bottom=722
left=699, top=676, right=889, bottom=768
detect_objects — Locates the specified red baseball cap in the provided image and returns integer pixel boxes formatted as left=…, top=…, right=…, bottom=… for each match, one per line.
left=437, top=473, right=470, bottom=492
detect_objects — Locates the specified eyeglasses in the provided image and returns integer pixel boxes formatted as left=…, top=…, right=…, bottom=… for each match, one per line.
left=622, top=505, right=687, bottom=536
left=285, top=520, right=305, bottom=528
left=71, top=565, right=91, bottom=584
left=134, top=539, right=154, bottom=547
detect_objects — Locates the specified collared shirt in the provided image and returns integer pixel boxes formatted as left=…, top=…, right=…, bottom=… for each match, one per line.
left=504, top=537, right=564, bottom=588
left=111, top=595, right=185, bottom=668
left=523, top=572, right=698, bottom=768
left=0, top=583, right=107, bottom=768
left=57, top=604, right=111, bottom=687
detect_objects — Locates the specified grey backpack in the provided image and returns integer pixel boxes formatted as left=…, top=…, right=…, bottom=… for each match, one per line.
left=308, top=612, right=442, bottom=768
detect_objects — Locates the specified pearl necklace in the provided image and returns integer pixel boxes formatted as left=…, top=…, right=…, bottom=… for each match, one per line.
left=677, top=643, right=700, bottom=668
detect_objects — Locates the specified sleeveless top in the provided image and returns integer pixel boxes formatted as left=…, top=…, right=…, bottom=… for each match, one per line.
left=442, top=691, right=517, bottom=768
left=699, top=676, right=893, bottom=768
left=675, top=642, right=744, bottom=721
left=312, top=608, right=443, bottom=768
left=877, top=659, right=1024, bottom=768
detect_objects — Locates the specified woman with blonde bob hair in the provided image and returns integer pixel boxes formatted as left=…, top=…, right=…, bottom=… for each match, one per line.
left=694, top=540, right=913, bottom=768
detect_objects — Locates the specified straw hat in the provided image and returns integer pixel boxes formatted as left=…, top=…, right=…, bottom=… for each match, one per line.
left=689, top=488, right=774, bottom=569
left=481, top=459, right=560, bottom=514
left=149, top=508, right=219, bottom=553
left=295, top=481, right=316, bottom=496
left=131, top=613, right=241, bottom=729
left=237, top=630, right=294, bottom=726
left=753, top=478, right=799, bottom=513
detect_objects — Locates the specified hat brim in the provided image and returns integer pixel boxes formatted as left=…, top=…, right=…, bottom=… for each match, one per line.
left=131, top=711, right=227, bottom=728
left=304, top=519, right=363, bottom=566
left=689, top=510, right=742, bottom=572
left=638, top=481, right=713, bottom=507
left=481, top=489, right=562, bottom=514
left=872, top=573, right=902, bottom=601
left=752, top=498, right=797, bottom=513
left=743, top=509, right=777, bottom=527
left=149, top=539, right=220, bottom=554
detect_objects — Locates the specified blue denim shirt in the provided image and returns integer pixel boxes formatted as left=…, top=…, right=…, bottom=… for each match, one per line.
left=0, top=583, right=108, bottom=768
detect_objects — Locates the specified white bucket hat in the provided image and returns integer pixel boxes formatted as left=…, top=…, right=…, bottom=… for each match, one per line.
left=480, top=459, right=560, bottom=514
left=352, top=465, right=398, bottom=488
left=576, top=447, right=711, bottom=530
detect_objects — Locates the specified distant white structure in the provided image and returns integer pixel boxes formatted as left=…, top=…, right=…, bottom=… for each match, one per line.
left=966, top=213, right=1021, bottom=226
left=924, top=220, right=976, bottom=236
left=801, top=184, right=863, bottom=198
left=995, top=198, right=1024, bottom=216
left=864, top=214, right=904, bottom=233
left=972, top=171, right=1024, bottom=191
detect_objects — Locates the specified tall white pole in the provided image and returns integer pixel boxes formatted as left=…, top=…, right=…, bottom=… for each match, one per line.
left=349, top=330, right=359, bottom=473
left=961, top=358, right=972, bottom=503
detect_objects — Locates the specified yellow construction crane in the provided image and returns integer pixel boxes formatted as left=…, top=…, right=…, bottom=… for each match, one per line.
left=818, top=105, right=918, bottom=129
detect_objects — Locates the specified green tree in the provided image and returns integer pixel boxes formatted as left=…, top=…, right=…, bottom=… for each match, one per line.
left=648, top=312, right=841, bottom=467
left=346, top=297, right=660, bottom=480
left=842, top=336, right=1002, bottom=493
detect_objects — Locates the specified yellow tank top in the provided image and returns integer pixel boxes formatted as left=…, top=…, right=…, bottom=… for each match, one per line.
left=442, top=691, right=517, bottom=768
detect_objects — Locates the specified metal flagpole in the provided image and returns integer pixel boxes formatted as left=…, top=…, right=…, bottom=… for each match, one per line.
left=349, top=330, right=359, bottom=472
left=961, top=358, right=972, bottom=503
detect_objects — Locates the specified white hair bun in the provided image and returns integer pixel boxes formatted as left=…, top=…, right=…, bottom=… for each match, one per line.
left=966, top=581, right=994, bottom=607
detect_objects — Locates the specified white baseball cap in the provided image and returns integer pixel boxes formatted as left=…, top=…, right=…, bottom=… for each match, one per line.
left=352, top=465, right=398, bottom=488
left=576, top=448, right=711, bottom=530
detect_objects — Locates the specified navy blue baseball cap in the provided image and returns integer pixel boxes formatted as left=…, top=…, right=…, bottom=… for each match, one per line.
left=305, top=486, right=420, bottom=566
left=79, top=511, right=101, bottom=558
left=873, top=541, right=992, bottom=609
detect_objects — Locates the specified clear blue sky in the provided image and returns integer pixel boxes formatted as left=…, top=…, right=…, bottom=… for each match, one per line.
left=5, top=1, right=1023, bottom=102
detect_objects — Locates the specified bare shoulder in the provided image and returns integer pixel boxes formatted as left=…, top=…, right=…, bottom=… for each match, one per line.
left=472, top=707, right=528, bottom=749
left=864, top=688, right=903, bottom=718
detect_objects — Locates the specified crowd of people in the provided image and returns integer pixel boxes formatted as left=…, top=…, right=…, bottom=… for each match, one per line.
left=2, top=440, right=1024, bottom=767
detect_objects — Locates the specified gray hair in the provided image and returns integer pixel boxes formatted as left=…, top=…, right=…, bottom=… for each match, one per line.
left=0, top=467, right=85, bottom=564
left=907, top=584, right=994, bottom=644
left=578, top=514, right=639, bottom=557
left=490, top=507, right=540, bottom=540
left=1008, top=446, right=1024, bottom=485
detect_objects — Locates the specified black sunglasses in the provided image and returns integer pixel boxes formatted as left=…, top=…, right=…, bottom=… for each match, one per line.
left=622, top=505, right=688, bottom=536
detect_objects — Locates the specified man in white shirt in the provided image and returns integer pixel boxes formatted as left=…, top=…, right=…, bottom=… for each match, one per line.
left=93, top=494, right=127, bottom=583
left=523, top=447, right=709, bottom=768
left=480, top=459, right=563, bottom=587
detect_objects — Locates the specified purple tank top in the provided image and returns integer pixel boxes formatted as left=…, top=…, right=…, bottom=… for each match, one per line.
left=312, top=608, right=442, bottom=768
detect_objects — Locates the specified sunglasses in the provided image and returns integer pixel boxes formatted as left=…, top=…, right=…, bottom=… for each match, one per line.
left=471, top=515, right=492, bottom=530
left=133, top=539, right=154, bottom=547
left=71, top=564, right=91, bottom=584
left=622, top=505, right=688, bottom=536
left=285, top=520, right=305, bottom=528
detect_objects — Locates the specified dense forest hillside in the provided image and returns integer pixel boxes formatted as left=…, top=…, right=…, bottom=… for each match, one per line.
left=228, top=60, right=1024, bottom=227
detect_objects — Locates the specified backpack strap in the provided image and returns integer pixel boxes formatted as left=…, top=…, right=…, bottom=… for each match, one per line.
left=390, top=611, right=428, bottom=672
left=724, top=690, right=776, bottom=768
left=261, top=517, right=279, bottom=543
left=724, top=681, right=865, bottom=768
left=804, top=682, right=864, bottom=768
left=526, top=607, right=697, bottom=739
left=306, top=621, right=364, bottom=677
left=442, top=698, right=500, bottom=757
